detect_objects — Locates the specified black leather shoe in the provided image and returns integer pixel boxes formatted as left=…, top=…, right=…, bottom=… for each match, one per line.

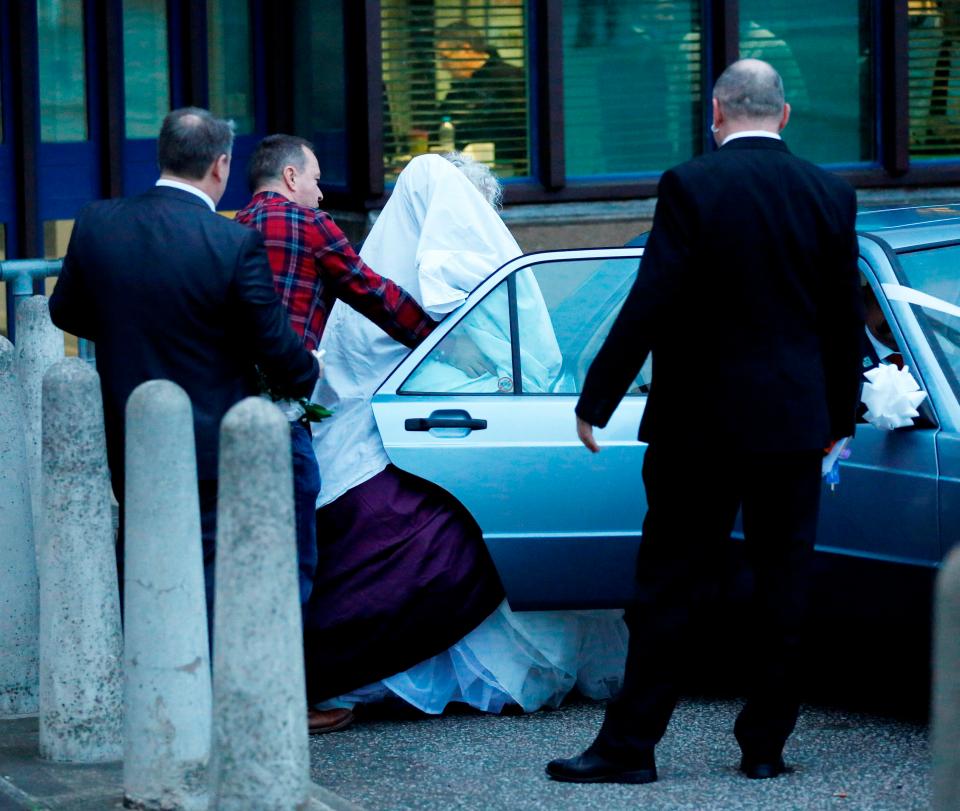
left=546, top=749, right=657, bottom=784
left=739, top=756, right=788, bottom=779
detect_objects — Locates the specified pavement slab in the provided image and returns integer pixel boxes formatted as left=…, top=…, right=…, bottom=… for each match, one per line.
left=0, top=715, right=355, bottom=811
left=309, top=697, right=930, bottom=811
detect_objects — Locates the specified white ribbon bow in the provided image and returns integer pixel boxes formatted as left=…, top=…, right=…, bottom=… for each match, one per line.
left=861, top=363, right=927, bottom=430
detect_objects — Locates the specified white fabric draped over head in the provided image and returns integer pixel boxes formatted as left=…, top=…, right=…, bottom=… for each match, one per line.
left=311, top=154, right=527, bottom=507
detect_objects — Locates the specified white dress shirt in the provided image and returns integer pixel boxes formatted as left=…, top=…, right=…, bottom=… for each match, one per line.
left=721, top=130, right=782, bottom=146
left=155, top=178, right=216, bottom=212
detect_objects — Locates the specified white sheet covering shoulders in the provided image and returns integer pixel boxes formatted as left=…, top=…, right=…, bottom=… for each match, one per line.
left=313, top=153, right=548, bottom=506
left=311, top=154, right=626, bottom=714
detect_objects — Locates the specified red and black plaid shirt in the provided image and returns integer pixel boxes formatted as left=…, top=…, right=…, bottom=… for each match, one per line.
left=235, top=192, right=435, bottom=351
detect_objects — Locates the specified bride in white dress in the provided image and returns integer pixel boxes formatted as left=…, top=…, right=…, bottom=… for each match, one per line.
left=307, top=153, right=627, bottom=715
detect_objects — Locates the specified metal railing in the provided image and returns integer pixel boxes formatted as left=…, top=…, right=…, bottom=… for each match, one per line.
left=0, top=259, right=94, bottom=361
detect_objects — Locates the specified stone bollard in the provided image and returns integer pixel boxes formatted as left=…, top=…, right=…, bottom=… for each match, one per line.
left=210, top=397, right=310, bottom=810
left=934, top=544, right=960, bottom=809
left=123, top=381, right=212, bottom=810
left=39, top=358, right=122, bottom=762
left=15, top=295, right=64, bottom=537
left=0, top=337, right=39, bottom=716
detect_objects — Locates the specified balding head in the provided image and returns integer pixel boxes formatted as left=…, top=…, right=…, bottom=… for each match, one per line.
left=711, top=59, right=789, bottom=145
left=158, top=107, right=234, bottom=180
left=157, top=107, right=235, bottom=205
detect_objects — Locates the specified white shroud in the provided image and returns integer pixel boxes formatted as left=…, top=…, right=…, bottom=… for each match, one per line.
left=312, top=153, right=532, bottom=507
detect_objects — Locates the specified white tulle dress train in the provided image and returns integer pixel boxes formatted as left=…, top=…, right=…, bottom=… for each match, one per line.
left=318, top=601, right=628, bottom=715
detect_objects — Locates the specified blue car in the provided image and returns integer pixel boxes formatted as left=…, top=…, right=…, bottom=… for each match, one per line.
left=369, top=205, right=960, bottom=610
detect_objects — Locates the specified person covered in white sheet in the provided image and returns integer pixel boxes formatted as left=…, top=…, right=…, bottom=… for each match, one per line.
left=301, top=153, right=627, bottom=723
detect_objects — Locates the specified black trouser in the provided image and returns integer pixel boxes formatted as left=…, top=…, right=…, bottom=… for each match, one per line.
left=594, top=441, right=823, bottom=763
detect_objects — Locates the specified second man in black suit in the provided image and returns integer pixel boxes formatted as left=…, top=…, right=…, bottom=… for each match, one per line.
left=547, top=59, right=865, bottom=784
left=50, top=107, right=319, bottom=620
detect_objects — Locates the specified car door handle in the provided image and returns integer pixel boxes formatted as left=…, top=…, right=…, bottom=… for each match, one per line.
left=405, top=416, right=487, bottom=431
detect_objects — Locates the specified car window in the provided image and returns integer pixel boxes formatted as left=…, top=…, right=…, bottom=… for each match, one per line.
left=519, top=257, right=650, bottom=395
left=400, top=277, right=515, bottom=394
left=895, top=246, right=960, bottom=401
left=399, top=255, right=648, bottom=396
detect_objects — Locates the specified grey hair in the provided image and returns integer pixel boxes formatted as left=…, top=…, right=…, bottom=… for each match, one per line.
left=713, top=59, right=785, bottom=120
left=158, top=107, right=235, bottom=180
left=442, top=151, right=503, bottom=209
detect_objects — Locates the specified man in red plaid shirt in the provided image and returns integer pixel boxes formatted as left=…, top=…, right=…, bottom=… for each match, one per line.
left=236, top=135, right=436, bottom=354
left=236, top=134, right=436, bottom=734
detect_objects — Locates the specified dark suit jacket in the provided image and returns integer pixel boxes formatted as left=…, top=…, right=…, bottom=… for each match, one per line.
left=50, top=185, right=318, bottom=486
left=577, top=137, right=865, bottom=453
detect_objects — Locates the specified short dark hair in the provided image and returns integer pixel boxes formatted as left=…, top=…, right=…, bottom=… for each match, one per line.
left=437, top=21, right=490, bottom=53
left=157, top=107, right=234, bottom=180
left=247, top=134, right=315, bottom=193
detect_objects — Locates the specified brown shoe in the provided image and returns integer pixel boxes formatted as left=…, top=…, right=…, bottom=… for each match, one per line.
left=308, top=707, right=354, bottom=735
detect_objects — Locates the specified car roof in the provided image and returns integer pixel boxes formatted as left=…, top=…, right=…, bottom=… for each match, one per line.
left=624, top=204, right=960, bottom=252
left=857, top=204, right=960, bottom=251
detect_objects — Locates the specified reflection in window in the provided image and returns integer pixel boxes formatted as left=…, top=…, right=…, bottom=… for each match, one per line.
left=739, top=0, right=874, bottom=164
left=38, top=0, right=88, bottom=142
left=292, top=0, right=347, bottom=185
left=382, top=0, right=529, bottom=182
left=401, top=277, right=514, bottom=394
left=208, top=0, right=255, bottom=134
left=525, top=258, right=648, bottom=394
left=909, top=0, right=960, bottom=158
left=898, top=245, right=960, bottom=398
left=123, top=0, right=170, bottom=138
left=401, top=266, right=566, bottom=395
left=564, top=0, right=702, bottom=175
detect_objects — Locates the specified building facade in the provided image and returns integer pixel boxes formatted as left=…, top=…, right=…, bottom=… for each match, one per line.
left=1, top=1, right=959, bottom=330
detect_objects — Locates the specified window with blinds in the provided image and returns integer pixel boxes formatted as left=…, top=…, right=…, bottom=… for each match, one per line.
left=909, top=0, right=960, bottom=159
left=563, top=0, right=702, bottom=177
left=381, top=0, right=530, bottom=183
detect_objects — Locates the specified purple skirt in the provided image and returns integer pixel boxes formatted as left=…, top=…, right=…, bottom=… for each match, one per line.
left=303, top=464, right=505, bottom=703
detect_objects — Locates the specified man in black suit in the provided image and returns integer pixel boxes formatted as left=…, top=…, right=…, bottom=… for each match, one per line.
left=49, top=107, right=319, bottom=615
left=547, top=60, right=864, bottom=784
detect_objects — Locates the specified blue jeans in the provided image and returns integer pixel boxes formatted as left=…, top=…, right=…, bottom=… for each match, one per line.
left=291, top=421, right=321, bottom=603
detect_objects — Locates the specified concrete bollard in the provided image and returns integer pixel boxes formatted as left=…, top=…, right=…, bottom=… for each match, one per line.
left=39, top=358, right=122, bottom=762
left=0, top=336, right=39, bottom=716
left=123, top=381, right=212, bottom=810
left=15, top=295, right=64, bottom=537
left=934, top=544, right=960, bottom=809
left=210, top=397, right=310, bottom=810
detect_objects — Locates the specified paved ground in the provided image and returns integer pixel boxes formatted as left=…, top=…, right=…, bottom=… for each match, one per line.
left=0, top=715, right=353, bottom=811
left=0, top=682, right=929, bottom=809
left=309, top=696, right=930, bottom=811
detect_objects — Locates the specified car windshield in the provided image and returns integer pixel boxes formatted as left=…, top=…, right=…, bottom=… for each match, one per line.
left=896, top=244, right=960, bottom=401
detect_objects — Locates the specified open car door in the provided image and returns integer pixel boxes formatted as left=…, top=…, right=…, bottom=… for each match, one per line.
left=372, top=248, right=649, bottom=608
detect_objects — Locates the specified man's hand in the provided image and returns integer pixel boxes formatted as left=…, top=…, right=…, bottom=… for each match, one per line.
left=577, top=416, right=600, bottom=453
